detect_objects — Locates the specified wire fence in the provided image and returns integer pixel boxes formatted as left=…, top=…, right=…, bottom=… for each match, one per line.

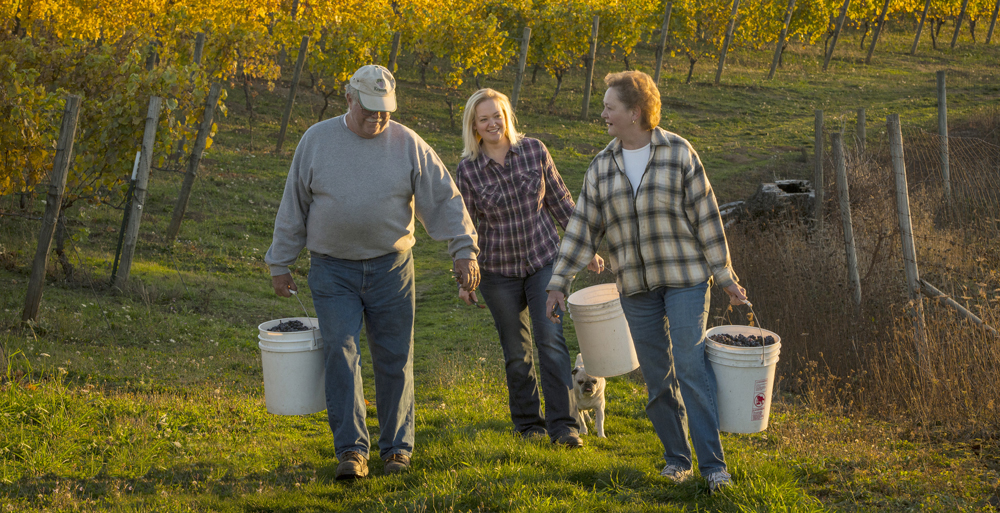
left=725, top=99, right=1000, bottom=433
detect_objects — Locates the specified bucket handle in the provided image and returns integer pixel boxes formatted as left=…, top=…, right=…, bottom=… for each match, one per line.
left=739, top=299, right=767, bottom=365
left=290, top=289, right=320, bottom=351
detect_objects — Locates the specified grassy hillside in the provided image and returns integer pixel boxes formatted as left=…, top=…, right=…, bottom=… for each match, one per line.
left=1, top=29, right=999, bottom=511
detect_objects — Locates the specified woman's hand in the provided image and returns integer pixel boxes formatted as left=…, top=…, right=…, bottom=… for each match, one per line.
left=586, top=254, right=605, bottom=273
left=724, top=283, right=748, bottom=306
left=546, top=290, right=567, bottom=323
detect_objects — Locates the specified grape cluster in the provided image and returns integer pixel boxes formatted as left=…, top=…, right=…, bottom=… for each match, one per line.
left=709, top=333, right=776, bottom=348
left=268, top=320, right=313, bottom=332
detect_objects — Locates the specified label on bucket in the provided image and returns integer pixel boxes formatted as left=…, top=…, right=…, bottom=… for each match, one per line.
left=751, top=378, right=768, bottom=421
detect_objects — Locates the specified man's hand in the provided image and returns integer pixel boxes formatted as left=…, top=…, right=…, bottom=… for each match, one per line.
left=586, top=254, right=605, bottom=273
left=546, top=290, right=567, bottom=323
left=272, top=273, right=296, bottom=297
left=453, top=258, right=480, bottom=292
left=724, top=282, right=748, bottom=306
left=459, top=288, right=484, bottom=308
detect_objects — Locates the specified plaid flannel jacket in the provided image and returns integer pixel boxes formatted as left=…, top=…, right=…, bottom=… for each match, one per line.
left=548, top=127, right=738, bottom=297
left=456, top=137, right=576, bottom=277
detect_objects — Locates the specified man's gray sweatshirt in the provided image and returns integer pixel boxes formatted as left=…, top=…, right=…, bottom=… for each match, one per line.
left=265, top=116, right=478, bottom=276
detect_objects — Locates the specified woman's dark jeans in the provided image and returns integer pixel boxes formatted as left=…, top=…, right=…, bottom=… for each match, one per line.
left=478, top=263, right=579, bottom=440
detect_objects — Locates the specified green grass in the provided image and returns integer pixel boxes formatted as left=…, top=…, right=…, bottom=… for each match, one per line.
left=2, top=27, right=1000, bottom=511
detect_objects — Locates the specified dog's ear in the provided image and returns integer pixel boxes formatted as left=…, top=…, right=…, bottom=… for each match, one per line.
left=575, top=353, right=584, bottom=367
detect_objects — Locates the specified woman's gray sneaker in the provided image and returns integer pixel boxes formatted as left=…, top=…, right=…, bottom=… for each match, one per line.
left=706, top=470, right=732, bottom=493
left=659, top=464, right=694, bottom=483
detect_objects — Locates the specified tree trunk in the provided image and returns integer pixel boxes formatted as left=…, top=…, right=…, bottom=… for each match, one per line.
left=243, top=75, right=255, bottom=151
left=860, top=21, right=870, bottom=49
left=319, top=88, right=338, bottom=122
left=686, top=55, right=697, bottom=84
left=531, top=64, right=540, bottom=85
left=623, top=53, right=632, bottom=70
left=549, top=72, right=564, bottom=109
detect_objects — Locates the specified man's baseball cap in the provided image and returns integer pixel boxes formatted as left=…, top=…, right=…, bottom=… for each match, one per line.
left=349, top=65, right=397, bottom=112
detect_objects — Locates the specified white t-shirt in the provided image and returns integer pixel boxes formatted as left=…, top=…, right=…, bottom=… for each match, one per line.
left=621, top=144, right=651, bottom=196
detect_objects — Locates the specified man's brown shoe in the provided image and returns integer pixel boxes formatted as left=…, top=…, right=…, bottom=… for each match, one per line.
left=335, top=451, right=369, bottom=480
left=384, top=453, right=411, bottom=475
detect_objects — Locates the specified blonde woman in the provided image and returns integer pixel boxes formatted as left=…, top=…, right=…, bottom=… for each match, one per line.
left=455, top=88, right=602, bottom=447
left=545, top=71, right=748, bottom=493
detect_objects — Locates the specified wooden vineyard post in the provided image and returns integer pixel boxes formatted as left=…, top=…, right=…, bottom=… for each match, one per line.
left=865, top=0, right=891, bottom=64
left=813, top=110, right=824, bottom=230
left=951, top=0, right=971, bottom=49
left=22, top=95, right=80, bottom=322
left=581, top=15, right=600, bottom=120
left=653, top=2, right=673, bottom=86
left=888, top=114, right=930, bottom=378
left=193, top=32, right=205, bottom=64
left=911, top=0, right=932, bottom=54
left=715, top=0, right=741, bottom=86
left=114, top=97, right=163, bottom=291
left=824, top=0, right=852, bottom=71
left=937, top=71, right=952, bottom=207
left=768, top=0, right=796, bottom=80
left=388, top=31, right=401, bottom=72
left=856, top=108, right=866, bottom=152
left=832, top=133, right=861, bottom=308
left=987, top=0, right=1000, bottom=44
left=166, top=84, right=222, bottom=242
left=110, top=151, right=141, bottom=285
left=275, top=35, right=309, bottom=153
left=511, top=27, right=531, bottom=113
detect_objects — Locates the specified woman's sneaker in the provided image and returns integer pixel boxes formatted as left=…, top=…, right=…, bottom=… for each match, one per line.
left=659, top=464, right=694, bottom=483
left=705, top=470, right=732, bottom=493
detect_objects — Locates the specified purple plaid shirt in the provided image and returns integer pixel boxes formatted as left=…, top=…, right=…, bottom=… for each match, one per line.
left=456, top=137, right=576, bottom=277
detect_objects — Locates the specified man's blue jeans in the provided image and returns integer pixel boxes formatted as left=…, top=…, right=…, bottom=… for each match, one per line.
left=618, top=281, right=726, bottom=474
left=308, top=250, right=415, bottom=461
left=478, top=263, right=578, bottom=439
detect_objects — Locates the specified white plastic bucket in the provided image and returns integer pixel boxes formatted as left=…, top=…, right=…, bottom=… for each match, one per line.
left=258, top=317, right=326, bottom=415
left=567, top=283, right=640, bottom=378
left=705, top=325, right=781, bottom=433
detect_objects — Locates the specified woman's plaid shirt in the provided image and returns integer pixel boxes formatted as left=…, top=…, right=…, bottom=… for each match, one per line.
left=548, top=127, right=738, bottom=297
left=456, top=137, right=576, bottom=277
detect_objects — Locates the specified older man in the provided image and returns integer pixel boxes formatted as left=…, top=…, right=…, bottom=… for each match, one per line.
left=265, top=65, right=479, bottom=480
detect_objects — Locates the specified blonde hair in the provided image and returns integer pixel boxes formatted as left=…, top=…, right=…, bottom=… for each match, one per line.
left=460, top=88, right=522, bottom=160
left=604, top=71, right=661, bottom=130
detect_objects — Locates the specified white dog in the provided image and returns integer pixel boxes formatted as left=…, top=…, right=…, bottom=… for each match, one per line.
left=571, top=353, right=606, bottom=437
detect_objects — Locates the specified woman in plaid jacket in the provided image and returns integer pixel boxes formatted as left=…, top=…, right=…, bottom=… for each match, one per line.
left=544, top=71, right=748, bottom=493
left=455, top=88, right=602, bottom=447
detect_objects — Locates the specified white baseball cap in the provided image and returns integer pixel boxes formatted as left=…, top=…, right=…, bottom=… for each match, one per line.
left=349, top=65, right=397, bottom=112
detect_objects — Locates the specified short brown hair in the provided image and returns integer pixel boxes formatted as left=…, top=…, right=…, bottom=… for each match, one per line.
left=604, top=71, right=661, bottom=130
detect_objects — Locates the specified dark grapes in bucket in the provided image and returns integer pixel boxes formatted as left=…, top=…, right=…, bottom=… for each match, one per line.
left=268, top=320, right=313, bottom=332
left=709, top=333, right=776, bottom=347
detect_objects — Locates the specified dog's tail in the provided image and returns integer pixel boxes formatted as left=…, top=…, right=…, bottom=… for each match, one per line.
left=575, top=353, right=584, bottom=368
